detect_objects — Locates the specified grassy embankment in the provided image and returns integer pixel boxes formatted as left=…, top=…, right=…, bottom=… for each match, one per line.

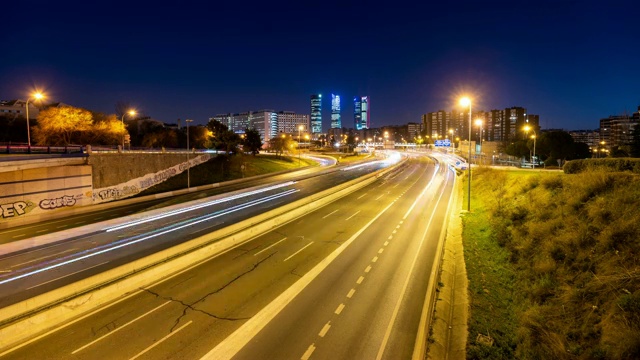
left=139, top=153, right=315, bottom=196
left=463, top=167, right=640, bottom=359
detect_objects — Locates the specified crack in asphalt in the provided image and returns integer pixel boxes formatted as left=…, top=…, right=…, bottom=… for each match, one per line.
left=141, top=252, right=277, bottom=332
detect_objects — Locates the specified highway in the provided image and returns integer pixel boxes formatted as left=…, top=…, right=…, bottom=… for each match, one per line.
left=0, top=157, right=395, bottom=307
left=1, top=156, right=455, bottom=360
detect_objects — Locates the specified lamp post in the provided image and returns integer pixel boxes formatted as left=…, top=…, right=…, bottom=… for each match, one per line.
left=25, top=92, right=44, bottom=147
left=524, top=125, right=537, bottom=168
left=121, top=110, right=136, bottom=150
left=186, top=119, right=193, bottom=189
left=475, top=119, right=483, bottom=165
left=298, top=125, right=304, bottom=166
left=460, top=97, right=472, bottom=211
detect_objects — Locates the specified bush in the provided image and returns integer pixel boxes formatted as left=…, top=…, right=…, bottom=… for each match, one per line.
left=564, top=158, right=640, bottom=174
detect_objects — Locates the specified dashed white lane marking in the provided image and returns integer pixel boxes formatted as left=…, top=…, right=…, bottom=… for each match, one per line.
left=396, top=225, right=400, bottom=229
left=375, top=194, right=384, bottom=200
left=322, top=209, right=338, bottom=219
left=12, top=234, right=26, bottom=238
left=284, top=241, right=314, bottom=262
left=254, top=237, right=287, bottom=256
left=11, top=248, right=79, bottom=268
left=301, top=344, right=316, bottom=360
left=35, top=229, right=47, bottom=233
left=345, top=210, right=361, bottom=221
left=400, top=221, right=404, bottom=224
left=372, top=256, right=378, bottom=263
left=335, top=304, right=345, bottom=315
left=388, top=235, right=393, bottom=240
left=357, top=276, right=365, bottom=284
left=378, top=248, right=384, bottom=254
left=393, top=183, right=400, bottom=188
left=347, top=289, right=355, bottom=298
left=392, top=230, right=397, bottom=234
left=357, top=193, right=367, bottom=200
left=128, top=320, right=192, bottom=360
left=365, top=265, right=372, bottom=273
left=319, top=322, right=331, bottom=337
left=74, top=221, right=85, bottom=225
left=73, top=301, right=172, bottom=354
left=56, top=225, right=67, bottom=229
left=384, top=241, right=389, bottom=246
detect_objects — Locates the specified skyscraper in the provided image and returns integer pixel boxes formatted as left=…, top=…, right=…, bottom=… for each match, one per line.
left=331, top=94, right=341, bottom=129
left=354, top=97, right=362, bottom=130
left=310, top=94, right=322, bottom=135
left=362, top=96, right=369, bottom=129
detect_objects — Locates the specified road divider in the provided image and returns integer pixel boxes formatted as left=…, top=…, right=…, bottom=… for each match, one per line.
left=0, top=158, right=406, bottom=354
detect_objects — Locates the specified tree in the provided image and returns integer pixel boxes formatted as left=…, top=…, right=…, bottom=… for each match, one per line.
left=243, top=128, right=263, bottom=155
left=188, top=126, right=211, bottom=149
left=33, top=106, right=93, bottom=145
left=207, top=119, right=240, bottom=154
left=269, top=136, right=292, bottom=158
left=84, top=112, right=125, bottom=145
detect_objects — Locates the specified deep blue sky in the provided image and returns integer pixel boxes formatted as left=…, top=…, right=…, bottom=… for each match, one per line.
left=2, top=0, right=639, bottom=131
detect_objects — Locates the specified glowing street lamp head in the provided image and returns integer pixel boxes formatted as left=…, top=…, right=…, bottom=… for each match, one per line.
left=475, top=119, right=483, bottom=127
left=459, top=97, right=471, bottom=107
left=33, top=92, right=44, bottom=100
left=298, top=125, right=304, bottom=131
left=523, top=125, right=531, bottom=132
left=128, top=110, right=136, bottom=116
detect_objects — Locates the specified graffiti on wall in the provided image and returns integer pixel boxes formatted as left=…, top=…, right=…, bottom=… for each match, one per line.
left=0, top=201, right=36, bottom=219
left=39, top=194, right=83, bottom=210
left=92, top=154, right=212, bottom=204
left=96, top=185, right=140, bottom=202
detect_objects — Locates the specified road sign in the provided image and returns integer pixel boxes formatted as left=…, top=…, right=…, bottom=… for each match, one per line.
left=434, top=139, right=451, bottom=147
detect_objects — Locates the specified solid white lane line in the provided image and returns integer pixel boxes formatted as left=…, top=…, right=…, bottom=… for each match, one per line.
left=378, top=248, right=384, bottom=254
left=128, top=320, right=192, bottom=360
left=345, top=210, right=361, bottom=221
left=375, top=194, right=383, bottom=200
left=365, top=265, right=371, bottom=273
left=335, top=304, right=345, bottom=315
left=75, top=221, right=86, bottom=225
left=301, top=344, right=316, bottom=360
left=357, top=193, right=367, bottom=200
left=284, top=242, right=314, bottom=262
left=372, top=256, right=378, bottom=263
left=384, top=241, right=389, bottom=246
left=254, top=237, right=288, bottom=256
left=35, top=229, right=47, bottom=233
left=347, top=289, right=356, bottom=298
left=26, top=262, right=108, bottom=290
left=322, top=209, right=338, bottom=219
left=56, top=225, right=67, bottom=228
left=72, top=301, right=172, bottom=354
left=357, top=276, right=365, bottom=284
left=11, top=248, right=79, bottom=268
left=319, top=322, right=331, bottom=337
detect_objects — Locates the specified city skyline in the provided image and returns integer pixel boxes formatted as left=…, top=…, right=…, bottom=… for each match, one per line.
left=2, top=1, right=638, bottom=131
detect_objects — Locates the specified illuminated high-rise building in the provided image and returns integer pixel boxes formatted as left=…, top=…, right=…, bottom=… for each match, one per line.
left=354, top=96, right=369, bottom=130
left=310, top=94, right=322, bottom=134
left=331, top=94, right=341, bottom=129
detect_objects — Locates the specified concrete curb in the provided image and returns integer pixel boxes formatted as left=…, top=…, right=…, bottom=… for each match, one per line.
left=427, top=172, right=468, bottom=360
left=0, top=160, right=405, bottom=353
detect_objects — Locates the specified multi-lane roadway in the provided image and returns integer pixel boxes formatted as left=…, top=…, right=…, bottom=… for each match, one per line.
left=1, top=155, right=456, bottom=360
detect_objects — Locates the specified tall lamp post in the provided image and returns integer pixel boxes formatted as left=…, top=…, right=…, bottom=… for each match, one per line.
left=524, top=125, right=537, bottom=169
left=449, top=129, right=454, bottom=152
left=186, top=119, right=193, bottom=189
left=460, top=97, right=472, bottom=211
left=25, top=92, right=44, bottom=147
left=475, top=119, right=483, bottom=165
left=298, top=125, right=304, bottom=166
left=121, top=110, right=136, bottom=150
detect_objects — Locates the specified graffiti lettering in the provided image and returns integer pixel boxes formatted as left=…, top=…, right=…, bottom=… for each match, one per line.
left=139, top=168, right=177, bottom=189
left=1, top=201, right=34, bottom=218
left=39, top=195, right=78, bottom=210
left=97, top=185, right=139, bottom=201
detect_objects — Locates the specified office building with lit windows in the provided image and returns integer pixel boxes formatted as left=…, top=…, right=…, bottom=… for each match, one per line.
left=354, top=96, right=369, bottom=130
left=310, top=94, right=322, bottom=135
left=331, top=94, right=341, bottom=129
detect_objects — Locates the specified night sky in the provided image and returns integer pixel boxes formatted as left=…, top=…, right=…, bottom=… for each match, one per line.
left=2, top=0, right=639, bottom=132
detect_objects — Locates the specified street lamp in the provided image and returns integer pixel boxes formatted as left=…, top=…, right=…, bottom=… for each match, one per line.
left=186, top=119, right=193, bottom=189
left=121, top=110, right=136, bottom=150
left=460, top=96, right=472, bottom=211
left=298, top=125, right=304, bottom=166
left=25, top=92, right=44, bottom=147
left=475, top=119, right=483, bottom=165
left=523, top=125, right=537, bottom=169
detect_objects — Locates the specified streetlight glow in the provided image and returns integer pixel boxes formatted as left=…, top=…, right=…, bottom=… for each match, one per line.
left=121, top=110, right=136, bottom=150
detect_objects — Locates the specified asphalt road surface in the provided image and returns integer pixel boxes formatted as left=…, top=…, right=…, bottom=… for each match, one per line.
left=1, top=156, right=455, bottom=360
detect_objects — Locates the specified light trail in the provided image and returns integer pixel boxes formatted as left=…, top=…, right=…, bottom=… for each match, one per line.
left=105, top=181, right=296, bottom=232
left=0, top=189, right=298, bottom=287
